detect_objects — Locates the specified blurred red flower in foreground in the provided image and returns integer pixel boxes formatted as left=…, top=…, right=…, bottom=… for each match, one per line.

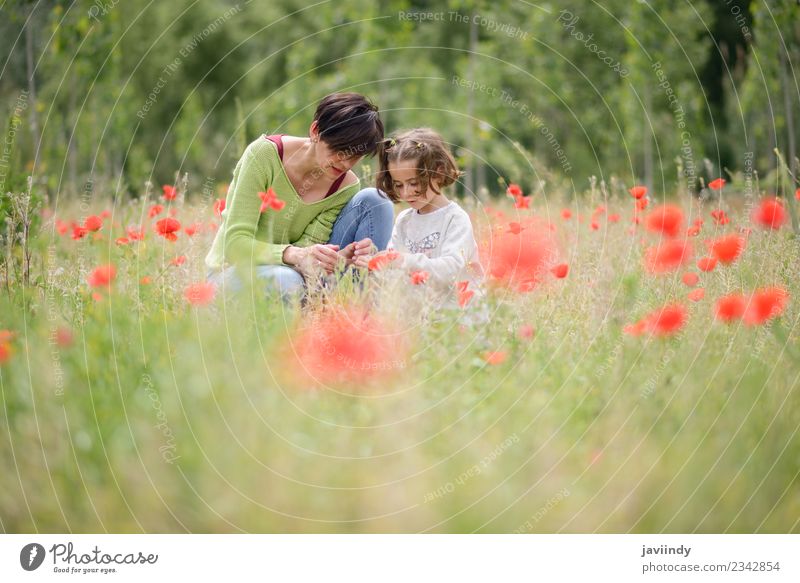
left=550, top=263, right=569, bottom=279
left=368, top=251, right=400, bottom=271
left=629, top=185, right=647, bottom=199
left=410, top=270, right=429, bottom=285
left=481, top=217, right=559, bottom=292
left=289, top=308, right=405, bottom=386
left=752, top=197, right=787, bottom=230
left=518, top=324, right=535, bottom=340
left=184, top=282, right=215, bottom=306
left=645, top=204, right=684, bottom=238
left=482, top=351, right=508, bottom=365
left=456, top=281, right=474, bottom=308
left=561, top=209, right=572, bottom=220
left=259, top=188, right=286, bottom=212
left=708, top=178, right=726, bottom=190
left=0, top=330, right=14, bottom=364
left=214, top=198, right=226, bottom=216
left=644, top=239, right=693, bottom=274
left=87, top=264, right=116, bottom=288
left=682, top=272, right=699, bottom=287
left=697, top=256, right=717, bottom=272
left=506, top=184, right=523, bottom=198
left=744, top=286, right=789, bottom=325
left=715, top=293, right=746, bottom=322
left=687, top=288, right=705, bottom=302
left=155, top=218, right=181, bottom=241
left=625, top=303, right=687, bottom=337
left=84, top=215, right=103, bottom=232
left=162, top=185, right=177, bottom=201
left=708, top=234, right=746, bottom=265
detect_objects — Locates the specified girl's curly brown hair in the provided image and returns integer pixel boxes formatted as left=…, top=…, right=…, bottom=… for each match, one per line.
left=376, top=128, right=461, bottom=203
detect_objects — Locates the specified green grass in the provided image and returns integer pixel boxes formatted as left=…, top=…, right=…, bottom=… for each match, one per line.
left=1, top=190, right=799, bottom=533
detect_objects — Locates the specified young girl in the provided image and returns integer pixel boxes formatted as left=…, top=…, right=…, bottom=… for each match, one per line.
left=358, top=128, right=482, bottom=305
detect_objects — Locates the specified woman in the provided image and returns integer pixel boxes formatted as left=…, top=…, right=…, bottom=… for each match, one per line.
left=205, top=93, right=393, bottom=297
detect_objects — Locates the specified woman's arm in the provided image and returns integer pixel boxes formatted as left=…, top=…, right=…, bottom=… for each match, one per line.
left=222, top=140, right=292, bottom=266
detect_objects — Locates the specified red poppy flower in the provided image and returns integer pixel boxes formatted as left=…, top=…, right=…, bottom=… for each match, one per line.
left=590, top=220, right=600, bottom=231
left=410, top=270, right=429, bottom=285
left=697, top=256, right=717, bottom=272
left=171, top=255, right=186, bottom=266
left=87, top=264, right=116, bottom=288
left=115, top=237, right=130, bottom=245
left=744, top=286, right=789, bottom=325
left=715, top=293, right=746, bottom=322
left=608, top=213, right=620, bottom=223
left=645, top=204, right=684, bottom=238
left=71, top=224, right=88, bottom=240
left=518, top=324, right=535, bottom=340
left=682, top=272, right=699, bottom=287
left=259, top=188, right=286, bottom=212
left=55, top=327, right=73, bottom=348
left=561, top=209, right=572, bottom=220
left=647, top=303, right=688, bottom=336
left=687, top=288, right=705, bottom=302
left=507, top=222, right=524, bottom=235
left=456, top=281, right=475, bottom=308
left=127, top=226, right=145, bottom=240
left=214, top=198, right=226, bottom=216
left=162, top=185, right=177, bottom=201
left=752, top=197, right=787, bottom=230
left=710, top=209, right=729, bottom=226
left=0, top=329, right=15, bottom=363
left=155, top=218, right=181, bottom=241
left=514, top=196, right=531, bottom=210
left=629, top=185, right=647, bottom=199
left=708, top=178, right=726, bottom=190
left=708, top=234, right=745, bottom=264
left=551, top=263, right=569, bottom=278
left=184, top=282, right=216, bottom=306
left=644, top=239, right=694, bottom=274
left=482, top=351, right=508, bottom=365
left=184, top=223, right=200, bottom=236
left=626, top=303, right=687, bottom=337
left=368, top=251, right=401, bottom=271
left=84, top=215, right=103, bottom=232
left=481, top=217, right=559, bottom=292
left=140, top=276, right=152, bottom=285
left=148, top=204, right=164, bottom=218
left=289, top=308, right=405, bottom=386
left=795, top=188, right=800, bottom=201
left=55, top=219, right=69, bottom=235
left=636, top=198, right=649, bottom=211
left=506, top=184, right=523, bottom=198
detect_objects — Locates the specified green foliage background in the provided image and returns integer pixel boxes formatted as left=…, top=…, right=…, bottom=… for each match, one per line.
left=1, top=0, right=798, bottom=198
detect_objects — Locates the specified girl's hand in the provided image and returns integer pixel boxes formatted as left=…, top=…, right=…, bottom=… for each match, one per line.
left=340, top=238, right=375, bottom=266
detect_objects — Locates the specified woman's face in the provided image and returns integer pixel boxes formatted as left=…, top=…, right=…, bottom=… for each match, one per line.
left=310, top=122, right=363, bottom=179
left=316, top=140, right=362, bottom=180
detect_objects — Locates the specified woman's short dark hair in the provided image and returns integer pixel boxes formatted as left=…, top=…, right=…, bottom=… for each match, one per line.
left=313, top=93, right=384, bottom=158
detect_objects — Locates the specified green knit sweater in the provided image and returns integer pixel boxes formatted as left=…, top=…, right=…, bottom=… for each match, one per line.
left=205, top=136, right=361, bottom=271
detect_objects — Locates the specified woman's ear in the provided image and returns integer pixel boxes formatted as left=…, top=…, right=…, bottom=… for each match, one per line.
left=309, top=121, right=319, bottom=143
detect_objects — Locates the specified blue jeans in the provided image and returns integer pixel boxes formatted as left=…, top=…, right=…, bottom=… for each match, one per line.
left=208, top=187, right=394, bottom=299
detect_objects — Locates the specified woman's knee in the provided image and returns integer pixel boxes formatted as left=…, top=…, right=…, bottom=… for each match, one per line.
left=352, top=187, right=392, bottom=212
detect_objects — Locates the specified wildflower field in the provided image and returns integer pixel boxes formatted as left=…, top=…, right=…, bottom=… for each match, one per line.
left=1, top=179, right=798, bottom=534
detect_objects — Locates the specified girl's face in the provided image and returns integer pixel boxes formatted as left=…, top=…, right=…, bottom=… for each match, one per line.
left=388, top=158, right=444, bottom=214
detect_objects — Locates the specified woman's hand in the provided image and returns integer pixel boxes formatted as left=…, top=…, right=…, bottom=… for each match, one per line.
left=283, top=244, right=341, bottom=275
left=340, top=238, right=375, bottom=265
